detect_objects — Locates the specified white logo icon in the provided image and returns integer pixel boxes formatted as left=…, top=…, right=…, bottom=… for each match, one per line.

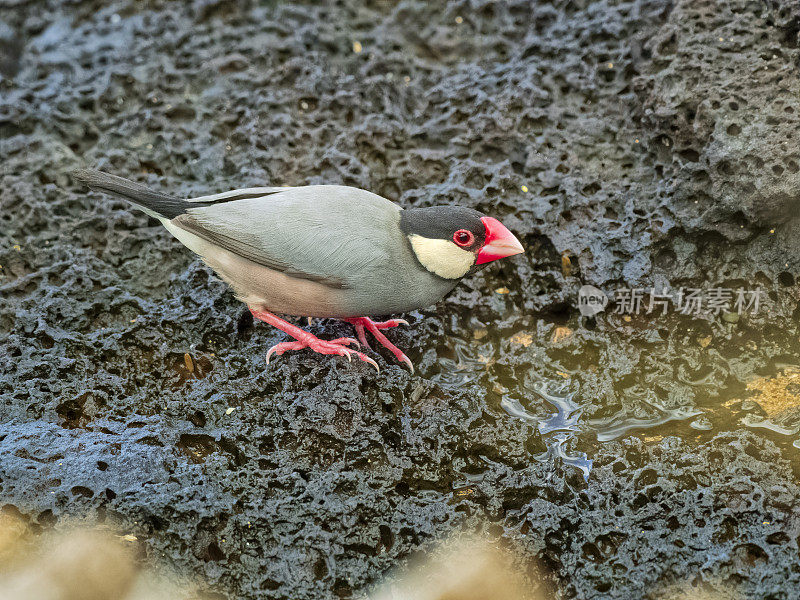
left=578, top=285, right=608, bottom=316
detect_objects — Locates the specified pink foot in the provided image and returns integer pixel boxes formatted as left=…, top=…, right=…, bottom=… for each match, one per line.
left=250, top=309, right=379, bottom=372
left=343, top=317, right=413, bottom=373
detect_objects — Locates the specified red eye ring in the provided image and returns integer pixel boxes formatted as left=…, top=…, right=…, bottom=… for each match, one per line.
left=453, top=229, right=474, bottom=247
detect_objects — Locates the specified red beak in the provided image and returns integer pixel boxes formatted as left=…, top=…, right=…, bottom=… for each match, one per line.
left=476, top=217, right=524, bottom=265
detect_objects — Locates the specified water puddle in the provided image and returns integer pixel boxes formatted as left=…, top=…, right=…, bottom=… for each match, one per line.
left=502, top=381, right=593, bottom=479
left=441, top=299, right=800, bottom=480
left=738, top=367, right=800, bottom=448
left=431, top=338, right=489, bottom=386
left=589, top=402, right=704, bottom=442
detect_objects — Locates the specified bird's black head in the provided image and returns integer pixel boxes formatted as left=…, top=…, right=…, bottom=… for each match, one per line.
left=400, top=206, right=524, bottom=280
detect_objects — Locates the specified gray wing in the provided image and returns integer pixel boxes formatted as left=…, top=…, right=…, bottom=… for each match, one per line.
left=171, top=185, right=402, bottom=290
left=184, top=186, right=293, bottom=203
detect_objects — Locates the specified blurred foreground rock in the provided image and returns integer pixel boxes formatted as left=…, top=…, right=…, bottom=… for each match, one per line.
left=370, top=537, right=542, bottom=600
left=0, top=515, right=197, bottom=600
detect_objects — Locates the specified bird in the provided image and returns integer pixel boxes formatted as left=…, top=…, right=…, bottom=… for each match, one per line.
left=74, top=169, right=524, bottom=372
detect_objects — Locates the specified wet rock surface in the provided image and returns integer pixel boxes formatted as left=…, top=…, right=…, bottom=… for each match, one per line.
left=2, top=0, right=800, bottom=598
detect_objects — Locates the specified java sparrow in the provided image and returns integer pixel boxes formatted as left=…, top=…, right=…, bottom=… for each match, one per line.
left=74, top=169, right=524, bottom=372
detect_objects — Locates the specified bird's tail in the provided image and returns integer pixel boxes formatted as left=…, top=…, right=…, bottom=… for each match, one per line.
left=73, top=169, right=188, bottom=219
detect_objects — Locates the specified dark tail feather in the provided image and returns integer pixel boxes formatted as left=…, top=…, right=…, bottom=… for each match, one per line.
left=73, top=169, right=188, bottom=219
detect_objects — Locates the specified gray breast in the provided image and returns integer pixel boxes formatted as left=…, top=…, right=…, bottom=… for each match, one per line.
left=335, top=229, right=460, bottom=316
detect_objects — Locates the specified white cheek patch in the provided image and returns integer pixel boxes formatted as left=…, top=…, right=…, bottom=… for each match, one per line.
left=408, top=234, right=475, bottom=279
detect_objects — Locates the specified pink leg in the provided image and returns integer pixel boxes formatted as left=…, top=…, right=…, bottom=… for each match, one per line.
left=342, top=317, right=413, bottom=373
left=250, top=309, right=379, bottom=372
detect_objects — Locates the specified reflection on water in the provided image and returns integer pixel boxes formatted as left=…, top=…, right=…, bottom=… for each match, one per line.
left=742, top=415, right=799, bottom=436
left=538, top=433, right=592, bottom=480
left=431, top=337, right=492, bottom=387
left=501, top=375, right=710, bottom=478
left=433, top=299, right=800, bottom=479
left=689, top=416, right=713, bottom=430
left=589, top=402, right=704, bottom=442
left=502, top=382, right=593, bottom=479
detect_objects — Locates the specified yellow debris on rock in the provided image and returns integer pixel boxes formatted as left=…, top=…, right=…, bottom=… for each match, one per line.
left=510, top=332, right=533, bottom=347
left=745, top=368, right=800, bottom=418
left=561, top=253, right=572, bottom=277
left=551, top=326, right=572, bottom=344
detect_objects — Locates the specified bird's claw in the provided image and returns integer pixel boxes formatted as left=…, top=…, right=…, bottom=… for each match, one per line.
left=266, top=340, right=305, bottom=364
left=359, top=353, right=380, bottom=373
left=265, top=335, right=381, bottom=372
left=399, top=354, right=414, bottom=373
left=342, top=317, right=414, bottom=372
left=253, top=310, right=382, bottom=373
left=330, top=337, right=360, bottom=350
left=337, top=346, right=380, bottom=372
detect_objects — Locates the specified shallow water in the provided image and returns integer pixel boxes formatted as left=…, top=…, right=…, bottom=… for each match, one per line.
left=452, top=293, right=800, bottom=481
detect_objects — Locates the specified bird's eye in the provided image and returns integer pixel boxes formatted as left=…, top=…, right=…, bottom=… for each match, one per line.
left=453, top=229, right=474, bottom=247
